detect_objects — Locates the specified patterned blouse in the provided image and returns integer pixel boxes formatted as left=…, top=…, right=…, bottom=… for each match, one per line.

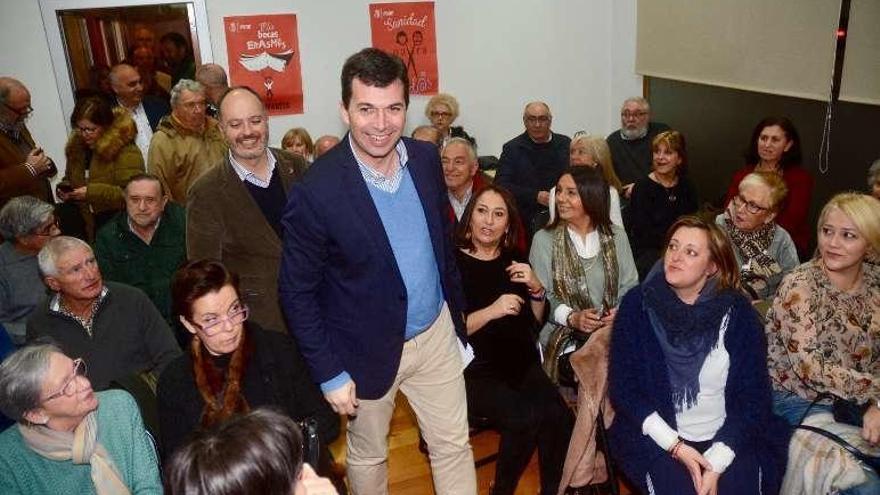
left=766, top=260, right=880, bottom=403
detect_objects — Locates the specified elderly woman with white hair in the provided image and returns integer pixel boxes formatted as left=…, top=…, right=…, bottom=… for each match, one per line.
left=0, top=343, right=162, bottom=493
left=0, top=196, right=60, bottom=344
left=715, top=171, right=798, bottom=302
left=425, top=93, right=476, bottom=147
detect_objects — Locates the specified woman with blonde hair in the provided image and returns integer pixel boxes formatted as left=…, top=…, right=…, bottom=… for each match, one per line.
left=626, top=130, right=698, bottom=278
left=281, top=127, right=314, bottom=163
left=610, top=215, right=789, bottom=494
left=767, top=192, right=880, bottom=494
left=425, top=93, right=475, bottom=146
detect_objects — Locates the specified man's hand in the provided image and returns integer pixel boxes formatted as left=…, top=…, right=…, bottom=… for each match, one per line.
left=324, top=379, right=358, bottom=416
left=537, top=190, right=550, bottom=206
left=862, top=403, right=880, bottom=445
left=622, top=183, right=635, bottom=199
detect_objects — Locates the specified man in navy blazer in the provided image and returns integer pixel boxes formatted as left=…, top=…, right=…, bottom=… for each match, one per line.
left=280, top=48, right=476, bottom=494
left=110, top=63, right=170, bottom=164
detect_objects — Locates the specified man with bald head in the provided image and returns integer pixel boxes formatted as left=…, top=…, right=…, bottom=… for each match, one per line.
left=195, top=63, right=229, bottom=118
left=495, top=101, right=570, bottom=234
left=110, top=63, right=170, bottom=163
left=313, top=134, right=340, bottom=159
left=0, top=77, right=55, bottom=209
left=186, top=87, right=307, bottom=332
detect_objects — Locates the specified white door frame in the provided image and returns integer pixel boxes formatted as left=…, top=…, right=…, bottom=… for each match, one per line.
left=38, top=0, right=212, bottom=130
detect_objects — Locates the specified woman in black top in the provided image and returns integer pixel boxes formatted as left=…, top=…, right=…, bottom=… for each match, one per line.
left=455, top=184, right=573, bottom=495
left=156, top=260, right=340, bottom=484
left=627, top=130, right=698, bottom=279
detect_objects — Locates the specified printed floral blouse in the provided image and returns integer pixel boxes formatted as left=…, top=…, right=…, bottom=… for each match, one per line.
left=766, top=260, right=880, bottom=403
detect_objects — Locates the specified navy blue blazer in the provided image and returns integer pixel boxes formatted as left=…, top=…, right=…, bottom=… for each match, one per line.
left=279, top=136, right=467, bottom=400
left=142, top=96, right=170, bottom=131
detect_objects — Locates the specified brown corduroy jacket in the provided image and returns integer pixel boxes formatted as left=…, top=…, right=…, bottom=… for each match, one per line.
left=0, top=126, right=53, bottom=209
left=186, top=148, right=307, bottom=332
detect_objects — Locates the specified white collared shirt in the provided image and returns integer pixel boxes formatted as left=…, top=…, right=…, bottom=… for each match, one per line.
left=126, top=102, right=153, bottom=166
left=448, top=184, right=474, bottom=221
left=229, top=149, right=277, bottom=188
left=348, top=135, right=409, bottom=193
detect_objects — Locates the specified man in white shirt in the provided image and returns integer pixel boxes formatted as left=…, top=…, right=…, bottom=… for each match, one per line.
left=109, top=63, right=170, bottom=164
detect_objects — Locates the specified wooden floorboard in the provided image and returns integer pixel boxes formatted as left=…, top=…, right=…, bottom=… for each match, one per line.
left=329, top=393, right=633, bottom=494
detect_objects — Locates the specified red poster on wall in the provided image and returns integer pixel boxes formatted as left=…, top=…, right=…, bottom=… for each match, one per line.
left=369, top=2, right=438, bottom=95
left=224, top=14, right=303, bottom=115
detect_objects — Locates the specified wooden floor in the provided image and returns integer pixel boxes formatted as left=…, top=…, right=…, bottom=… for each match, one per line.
left=328, top=393, right=633, bottom=494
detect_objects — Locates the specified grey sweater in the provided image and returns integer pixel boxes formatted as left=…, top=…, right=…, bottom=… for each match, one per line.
left=0, top=242, right=48, bottom=344
left=26, top=281, right=181, bottom=390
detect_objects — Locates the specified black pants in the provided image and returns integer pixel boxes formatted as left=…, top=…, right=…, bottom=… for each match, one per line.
left=466, top=362, right=574, bottom=495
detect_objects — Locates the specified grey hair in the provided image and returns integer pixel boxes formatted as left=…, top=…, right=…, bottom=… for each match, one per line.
left=108, top=63, right=136, bottom=86
left=622, top=96, right=650, bottom=113
left=868, top=159, right=880, bottom=188
left=195, top=64, right=228, bottom=87
left=0, top=343, right=62, bottom=422
left=0, top=195, right=54, bottom=239
left=37, top=236, right=92, bottom=277
left=441, top=137, right=477, bottom=162
left=170, top=79, right=205, bottom=107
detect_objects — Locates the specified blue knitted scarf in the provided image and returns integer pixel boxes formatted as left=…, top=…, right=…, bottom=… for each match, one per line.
left=642, top=262, right=736, bottom=412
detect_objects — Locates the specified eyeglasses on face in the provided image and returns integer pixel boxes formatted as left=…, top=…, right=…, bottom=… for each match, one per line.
left=43, top=358, right=87, bottom=402
left=621, top=111, right=647, bottom=120
left=525, top=115, right=551, bottom=125
left=4, top=102, right=33, bottom=118
left=76, top=125, right=100, bottom=136
left=430, top=111, right=452, bottom=119
left=33, top=217, right=60, bottom=237
left=733, top=194, right=769, bottom=214
left=196, top=306, right=249, bottom=336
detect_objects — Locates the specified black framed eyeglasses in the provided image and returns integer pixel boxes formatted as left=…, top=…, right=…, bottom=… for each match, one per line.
left=4, top=102, right=33, bottom=118
left=733, top=194, right=769, bottom=215
left=43, top=358, right=87, bottom=402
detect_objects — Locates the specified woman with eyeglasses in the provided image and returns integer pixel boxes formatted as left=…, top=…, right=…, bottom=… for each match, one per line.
left=0, top=196, right=60, bottom=345
left=0, top=343, right=162, bottom=493
left=156, top=260, right=341, bottom=485
left=715, top=172, right=798, bottom=302
left=425, top=93, right=476, bottom=147
left=724, top=116, right=813, bottom=258
left=58, top=96, right=144, bottom=240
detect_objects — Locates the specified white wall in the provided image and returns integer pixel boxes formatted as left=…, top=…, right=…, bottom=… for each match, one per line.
left=4, top=0, right=641, bottom=178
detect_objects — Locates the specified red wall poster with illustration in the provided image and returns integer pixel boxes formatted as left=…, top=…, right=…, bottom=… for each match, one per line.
left=369, top=2, right=438, bottom=95
left=224, top=14, right=304, bottom=115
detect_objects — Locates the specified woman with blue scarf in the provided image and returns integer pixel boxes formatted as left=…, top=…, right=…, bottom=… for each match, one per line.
left=608, top=216, right=789, bottom=494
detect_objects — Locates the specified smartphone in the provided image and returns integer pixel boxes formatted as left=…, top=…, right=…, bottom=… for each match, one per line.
left=56, top=183, right=73, bottom=194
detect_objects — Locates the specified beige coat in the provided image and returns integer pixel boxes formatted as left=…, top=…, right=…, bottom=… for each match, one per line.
left=147, top=114, right=227, bottom=204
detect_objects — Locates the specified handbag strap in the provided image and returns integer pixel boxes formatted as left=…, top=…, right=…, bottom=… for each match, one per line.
left=796, top=392, right=880, bottom=472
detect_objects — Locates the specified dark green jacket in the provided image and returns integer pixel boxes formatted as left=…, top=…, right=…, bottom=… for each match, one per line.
left=94, top=203, right=186, bottom=324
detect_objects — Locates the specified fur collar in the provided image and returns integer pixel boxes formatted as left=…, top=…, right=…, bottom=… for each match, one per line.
left=65, top=107, right=137, bottom=162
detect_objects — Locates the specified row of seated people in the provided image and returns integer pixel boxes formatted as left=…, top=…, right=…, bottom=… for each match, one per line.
left=0, top=174, right=877, bottom=495
left=2, top=47, right=879, bottom=494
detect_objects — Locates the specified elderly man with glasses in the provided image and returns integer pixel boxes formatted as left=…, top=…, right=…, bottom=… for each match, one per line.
left=495, top=101, right=571, bottom=237
left=0, top=77, right=56, bottom=210
left=26, top=235, right=180, bottom=391
left=606, top=96, right=670, bottom=199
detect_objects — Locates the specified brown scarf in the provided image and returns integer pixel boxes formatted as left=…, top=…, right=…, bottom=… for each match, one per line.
left=20, top=410, right=130, bottom=495
left=191, top=329, right=252, bottom=428
left=543, top=224, right=620, bottom=383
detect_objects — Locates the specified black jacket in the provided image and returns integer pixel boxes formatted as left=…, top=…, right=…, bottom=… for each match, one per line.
left=156, top=322, right=339, bottom=459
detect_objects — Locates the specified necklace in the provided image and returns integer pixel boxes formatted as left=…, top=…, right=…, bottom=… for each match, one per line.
left=650, top=172, right=678, bottom=202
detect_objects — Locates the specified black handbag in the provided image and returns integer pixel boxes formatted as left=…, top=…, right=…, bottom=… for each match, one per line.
left=555, top=329, right=590, bottom=387
left=796, top=393, right=880, bottom=472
